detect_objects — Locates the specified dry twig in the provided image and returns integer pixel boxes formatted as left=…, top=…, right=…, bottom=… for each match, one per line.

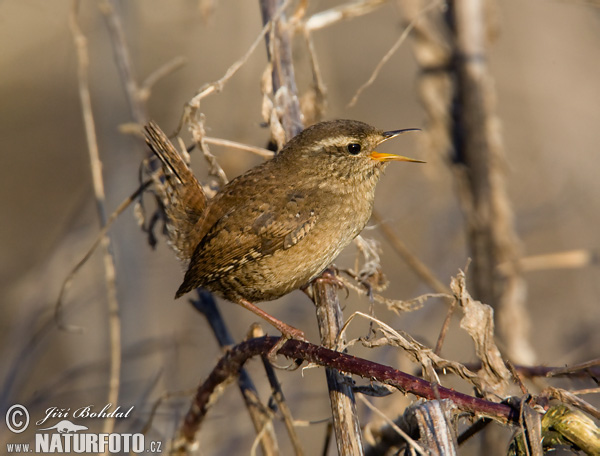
left=372, top=211, right=450, bottom=295
left=69, top=0, right=121, bottom=439
left=348, top=0, right=442, bottom=108
left=182, top=0, right=295, bottom=132
left=358, top=395, right=427, bottom=455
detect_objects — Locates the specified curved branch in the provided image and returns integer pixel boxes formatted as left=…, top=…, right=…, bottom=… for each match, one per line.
left=174, top=336, right=520, bottom=452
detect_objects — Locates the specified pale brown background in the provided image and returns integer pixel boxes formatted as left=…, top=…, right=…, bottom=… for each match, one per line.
left=1, top=1, right=599, bottom=454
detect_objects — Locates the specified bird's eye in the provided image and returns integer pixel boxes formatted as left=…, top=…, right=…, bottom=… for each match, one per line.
left=347, top=143, right=361, bottom=155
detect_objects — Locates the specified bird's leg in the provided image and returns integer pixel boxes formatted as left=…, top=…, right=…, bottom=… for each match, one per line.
left=238, top=299, right=305, bottom=365
left=237, top=299, right=305, bottom=341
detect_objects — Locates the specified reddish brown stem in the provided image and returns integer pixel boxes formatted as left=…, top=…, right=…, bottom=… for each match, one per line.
left=176, top=337, right=520, bottom=448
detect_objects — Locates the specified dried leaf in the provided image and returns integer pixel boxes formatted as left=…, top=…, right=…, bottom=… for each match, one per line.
left=452, top=271, right=512, bottom=397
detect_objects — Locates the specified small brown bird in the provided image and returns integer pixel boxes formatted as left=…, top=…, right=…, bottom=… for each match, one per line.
left=144, top=120, right=422, bottom=339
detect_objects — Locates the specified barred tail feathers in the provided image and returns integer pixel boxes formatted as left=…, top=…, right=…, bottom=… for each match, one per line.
left=143, top=121, right=207, bottom=261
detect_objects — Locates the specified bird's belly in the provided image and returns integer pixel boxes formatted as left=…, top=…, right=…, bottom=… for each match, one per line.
left=221, top=238, right=342, bottom=302
left=216, top=201, right=370, bottom=302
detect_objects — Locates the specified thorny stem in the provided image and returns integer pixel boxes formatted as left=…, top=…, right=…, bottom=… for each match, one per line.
left=174, top=337, right=520, bottom=451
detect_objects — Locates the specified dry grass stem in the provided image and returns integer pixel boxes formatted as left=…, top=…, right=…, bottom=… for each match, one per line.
left=69, top=0, right=121, bottom=439
left=183, top=0, right=294, bottom=130
left=299, top=30, right=327, bottom=125
left=372, top=211, right=450, bottom=295
left=203, top=136, right=274, bottom=158
left=434, top=295, right=458, bottom=355
left=410, top=400, right=459, bottom=455
left=311, top=274, right=365, bottom=455
left=347, top=0, right=442, bottom=108
left=542, top=387, right=600, bottom=420
left=55, top=181, right=151, bottom=330
left=303, top=0, right=387, bottom=32
left=358, top=395, right=427, bottom=455
left=260, top=354, right=304, bottom=455
left=570, top=388, right=600, bottom=396
left=100, top=0, right=147, bottom=123
left=339, top=274, right=449, bottom=313
left=140, top=56, right=187, bottom=100
left=338, top=310, right=507, bottom=394
left=497, top=249, right=598, bottom=275
left=261, top=3, right=303, bottom=139
left=190, top=114, right=229, bottom=186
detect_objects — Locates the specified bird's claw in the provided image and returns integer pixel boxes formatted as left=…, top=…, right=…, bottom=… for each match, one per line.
left=267, top=330, right=305, bottom=370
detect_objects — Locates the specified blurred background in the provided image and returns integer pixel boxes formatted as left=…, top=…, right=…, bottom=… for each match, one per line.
left=1, top=0, right=599, bottom=454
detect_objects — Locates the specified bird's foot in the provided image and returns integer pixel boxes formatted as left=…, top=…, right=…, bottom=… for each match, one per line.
left=267, top=322, right=305, bottom=361
left=237, top=298, right=305, bottom=366
left=266, top=333, right=303, bottom=370
left=246, top=324, right=304, bottom=369
left=267, top=335, right=301, bottom=370
left=314, top=267, right=349, bottom=297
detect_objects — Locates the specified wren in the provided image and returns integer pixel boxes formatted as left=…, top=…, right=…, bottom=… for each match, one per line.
left=144, top=120, right=422, bottom=339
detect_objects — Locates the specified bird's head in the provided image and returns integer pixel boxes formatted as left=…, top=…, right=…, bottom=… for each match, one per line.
left=279, top=119, right=423, bottom=186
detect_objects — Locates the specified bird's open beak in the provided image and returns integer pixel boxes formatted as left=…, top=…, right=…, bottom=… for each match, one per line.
left=370, top=128, right=425, bottom=163
left=370, top=152, right=425, bottom=163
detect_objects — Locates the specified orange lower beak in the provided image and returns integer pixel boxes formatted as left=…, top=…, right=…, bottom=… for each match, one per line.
left=369, top=151, right=425, bottom=163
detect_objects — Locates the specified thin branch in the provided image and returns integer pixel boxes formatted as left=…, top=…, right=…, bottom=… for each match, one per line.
left=445, top=362, right=600, bottom=380
left=303, top=0, right=387, bottom=32
left=191, top=114, right=229, bottom=186
left=372, top=210, right=450, bottom=295
left=547, top=358, right=600, bottom=377
left=100, top=0, right=147, bottom=124
left=570, top=387, right=600, bottom=396
left=182, top=0, right=294, bottom=130
left=140, top=56, right=187, bottom=100
left=348, top=0, right=441, bottom=108
left=261, top=354, right=304, bottom=455
left=172, top=336, right=520, bottom=453
left=434, top=296, right=458, bottom=355
left=358, top=395, right=427, bottom=455
left=203, top=136, right=274, bottom=159
left=69, top=0, right=121, bottom=439
left=55, top=180, right=151, bottom=330
left=497, top=249, right=598, bottom=275
left=541, top=387, right=600, bottom=420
